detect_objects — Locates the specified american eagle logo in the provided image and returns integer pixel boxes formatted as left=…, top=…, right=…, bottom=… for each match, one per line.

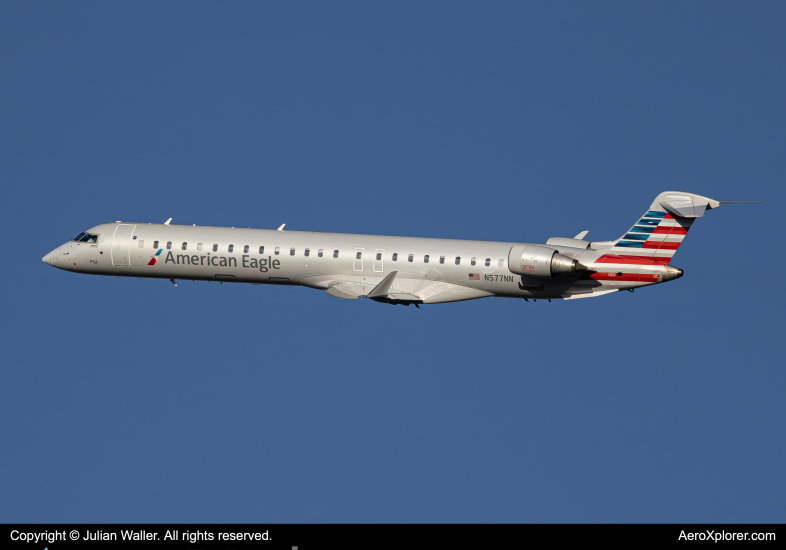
left=148, top=249, right=163, bottom=265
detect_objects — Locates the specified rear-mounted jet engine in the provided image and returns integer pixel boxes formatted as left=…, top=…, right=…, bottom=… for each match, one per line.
left=508, top=244, right=586, bottom=278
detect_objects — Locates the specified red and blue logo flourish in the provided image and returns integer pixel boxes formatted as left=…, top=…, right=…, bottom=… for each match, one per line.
left=148, top=249, right=163, bottom=265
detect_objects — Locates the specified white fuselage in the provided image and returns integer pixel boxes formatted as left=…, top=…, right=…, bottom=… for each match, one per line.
left=43, top=221, right=675, bottom=304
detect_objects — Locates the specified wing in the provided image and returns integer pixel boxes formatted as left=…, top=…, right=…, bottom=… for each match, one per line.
left=324, top=271, right=491, bottom=305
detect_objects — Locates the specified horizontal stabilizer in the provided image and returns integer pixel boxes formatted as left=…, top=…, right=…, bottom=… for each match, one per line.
left=660, top=200, right=706, bottom=218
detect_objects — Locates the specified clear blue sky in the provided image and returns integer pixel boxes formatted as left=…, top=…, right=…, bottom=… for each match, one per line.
left=1, top=1, right=783, bottom=522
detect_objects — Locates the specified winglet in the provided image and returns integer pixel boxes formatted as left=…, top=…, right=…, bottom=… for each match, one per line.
left=574, top=230, right=589, bottom=240
left=164, top=218, right=172, bottom=225
left=367, top=271, right=398, bottom=298
left=277, top=224, right=285, bottom=231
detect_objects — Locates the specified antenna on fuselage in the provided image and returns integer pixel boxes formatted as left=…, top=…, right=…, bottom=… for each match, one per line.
left=277, top=224, right=285, bottom=231
left=164, top=218, right=172, bottom=225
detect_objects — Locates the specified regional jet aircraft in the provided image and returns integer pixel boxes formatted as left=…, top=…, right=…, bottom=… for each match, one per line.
left=42, top=191, right=755, bottom=306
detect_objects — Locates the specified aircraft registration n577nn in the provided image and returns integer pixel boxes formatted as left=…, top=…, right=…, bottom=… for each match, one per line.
left=42, top=191, right=758, bottom=306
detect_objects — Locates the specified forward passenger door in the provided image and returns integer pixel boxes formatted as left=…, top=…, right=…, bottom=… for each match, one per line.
left=111, top=224, right=136, bottom=267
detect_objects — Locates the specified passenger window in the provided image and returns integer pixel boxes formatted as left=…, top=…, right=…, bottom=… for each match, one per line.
left=244, top=245, right=249, bottom=253
left=424, top=255, right=429, bottom=263
left=167, top=242, right=172, bottom=250
left=455, top=256, right=460, bottom=265
left=376, top=253, right=382, bottom=260
left=182, top=242, right=187, bottom=250
left=485, top=258, right=490, bottom=267
left=197, top=243, right=203, bottom=251
left=259, top=246, right=265, bottom=254
left=440, top=256, right=445, bottom=264
left=305, top=248, right=310, bottom=257
left=290, top=248, right=295, bottom=256
left=275, top=247, right=280, bottom=255
left=471, top=257, right=476, bottom=266
left=408, top=254, right=414, bottom=262
left=212, top=244, right=218, bottom=252
left=333, top=250, right=339, bottom=258
left=392, top=253, right=398, bottom=261
left=153, top=241, right=159, bottom=249
left=498, top=259, right=504, bottom=267
left=356, top=251, right=362, bottom=259
left=138, top=240, right=144, bottom=248
left=318, top=249, right=323, bottom=257
left=228, top=244, right=234, bottom=252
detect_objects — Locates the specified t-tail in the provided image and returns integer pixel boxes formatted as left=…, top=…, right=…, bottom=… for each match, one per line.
left=591, top=192, right=722, bottom=266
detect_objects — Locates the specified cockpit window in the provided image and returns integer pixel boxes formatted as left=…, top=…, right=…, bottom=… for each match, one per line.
left=72, top=232, right=98, bottom=243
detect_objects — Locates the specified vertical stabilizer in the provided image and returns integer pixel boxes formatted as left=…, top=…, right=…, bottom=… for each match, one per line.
left=592, top=192, right=720, bottom=263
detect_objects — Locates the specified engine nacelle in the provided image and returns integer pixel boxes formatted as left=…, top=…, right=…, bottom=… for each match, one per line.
left=508, top=244, right=584, bottom=278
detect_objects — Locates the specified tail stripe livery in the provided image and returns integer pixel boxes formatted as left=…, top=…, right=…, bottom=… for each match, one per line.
left=605, top=210, right=694, bottom=263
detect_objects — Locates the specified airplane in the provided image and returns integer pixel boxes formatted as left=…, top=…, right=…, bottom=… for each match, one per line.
left=42, top=191, right=759, bottom=306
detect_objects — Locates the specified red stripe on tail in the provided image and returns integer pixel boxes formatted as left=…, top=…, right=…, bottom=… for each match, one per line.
left=652, top=226, right=688, bottom=235
left=642, top=241, right=681, bottom=250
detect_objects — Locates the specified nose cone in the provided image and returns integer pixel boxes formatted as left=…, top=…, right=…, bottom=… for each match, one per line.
left=661, top=265, right=684, bottom=282
left=43, top=248, right=60, bottom=267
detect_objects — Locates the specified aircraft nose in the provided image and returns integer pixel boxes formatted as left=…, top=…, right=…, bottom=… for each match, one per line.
left=43, top=248, right=59, bottom=266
